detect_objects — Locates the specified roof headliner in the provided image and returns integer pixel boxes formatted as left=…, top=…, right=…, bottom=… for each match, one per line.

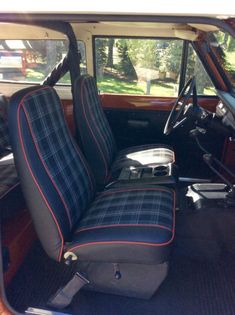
left=0, top=22, right=219, bottom=40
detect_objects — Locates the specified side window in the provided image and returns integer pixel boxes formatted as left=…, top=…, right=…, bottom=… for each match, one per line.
left=0, top=39, right=69, bottom=84
left=186, top=44, right=216, bottom=95
left=94, top=37, right=183, bottom=96
left=0, top=39, right=87, bottom=85
left=0, top=39, right=70, bottom=84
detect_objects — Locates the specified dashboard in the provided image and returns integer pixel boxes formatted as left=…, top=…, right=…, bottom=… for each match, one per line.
left=216, top=91, right=235, bottom=132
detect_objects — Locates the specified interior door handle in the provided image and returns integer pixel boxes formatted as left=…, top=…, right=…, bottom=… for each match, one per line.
left=127, top=119, right=149, bottom=128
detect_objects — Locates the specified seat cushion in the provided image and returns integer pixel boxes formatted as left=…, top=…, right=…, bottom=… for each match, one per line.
left=66, top=186, right=175, bottom=263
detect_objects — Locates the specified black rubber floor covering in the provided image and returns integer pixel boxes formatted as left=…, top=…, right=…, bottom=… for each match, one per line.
left=6, top=242, right=235, bottom=315
left=6, top=242, right=76, bottom=313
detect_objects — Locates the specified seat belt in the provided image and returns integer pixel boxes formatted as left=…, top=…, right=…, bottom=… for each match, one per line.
left=47, top=271, right=89, bottom=309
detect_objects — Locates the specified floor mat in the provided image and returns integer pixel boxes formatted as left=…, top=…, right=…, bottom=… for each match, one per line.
left=6, top=242, right=235, bottom=315
left=6, top=242, right=76, bottom=312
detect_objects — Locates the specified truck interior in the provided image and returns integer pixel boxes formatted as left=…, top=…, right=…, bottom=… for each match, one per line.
left=0, top=14, right=235, bottom=315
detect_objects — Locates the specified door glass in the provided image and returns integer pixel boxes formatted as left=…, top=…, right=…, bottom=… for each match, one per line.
left=207, top=30, right=235, bottom=89
left=186, top=44, right=216, bottom=95
left=94, top=37, right=184, bottom=96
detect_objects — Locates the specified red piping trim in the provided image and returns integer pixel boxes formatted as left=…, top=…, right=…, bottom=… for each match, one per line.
left=22, top=106, right=73, bottom=228
left=20, top=85, right=94, bottom=225
left=75, top=223, right=172, bottom=234
left=80, top=77, right=109, bottom=180
left=17, top=86, right=64, bottom=261
left=68, top=190, right=175, bottom=252
left=21, top=88, right=73, bottom=225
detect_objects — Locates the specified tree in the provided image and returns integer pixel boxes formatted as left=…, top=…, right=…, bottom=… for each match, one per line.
left=106, top=38, right=115, bottom=68
left=127, top=39, right=161, bottom=69
left=117, top=39, right=137, bottom=80
left=95, top=38, right=108, bottom=78
left=164, top=41, right=183, bottom=74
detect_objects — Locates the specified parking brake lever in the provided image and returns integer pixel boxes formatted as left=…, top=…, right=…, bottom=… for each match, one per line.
left=203, top=154, right=234, bottom=190
left=190, top=128, right=235, bottom=178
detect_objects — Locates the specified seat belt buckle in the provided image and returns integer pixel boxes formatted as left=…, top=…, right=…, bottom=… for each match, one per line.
left=47, top=272, right=89, bottom=309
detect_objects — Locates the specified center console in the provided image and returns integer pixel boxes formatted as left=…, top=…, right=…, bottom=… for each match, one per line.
left=118, top=163, right=177, bottom=186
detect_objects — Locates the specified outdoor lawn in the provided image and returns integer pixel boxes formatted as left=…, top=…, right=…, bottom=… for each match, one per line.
left=97, top=75, right=215, bottom=96
left=97, top=76, right=177, bottom=96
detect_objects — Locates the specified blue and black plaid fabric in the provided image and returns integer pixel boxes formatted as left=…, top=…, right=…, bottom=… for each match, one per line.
left=0, top=96, right=18, bottom=199
left=77, top=188, right=174, bottom=231
left=78, top=75, right=117, bottom=170
left=0, top=155, right=19, bottom=199
left=22, top=87, right=95, bottom=227
left=0, top=95, right=10, bottom=152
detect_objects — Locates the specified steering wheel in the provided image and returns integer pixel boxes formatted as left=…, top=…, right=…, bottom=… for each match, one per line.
left=164, top=77, right=198, bottom=135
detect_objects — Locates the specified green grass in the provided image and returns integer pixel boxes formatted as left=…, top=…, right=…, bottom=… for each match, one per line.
left=97, top=76, right=177, bottom=97
left=24, top=68, right=71, bottom=84
left=25, top=69, right=45, bottom=82
left=23, top=70, right=217, bottom=96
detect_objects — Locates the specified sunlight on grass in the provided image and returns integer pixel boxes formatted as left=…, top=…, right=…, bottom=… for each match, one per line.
left=204, top=87, right=216, bottom=95
left=25, top=69, right=45, bottom=82
left=97, top=76, right=177, bottom=96
left=97, top=77, right=144, bottom=94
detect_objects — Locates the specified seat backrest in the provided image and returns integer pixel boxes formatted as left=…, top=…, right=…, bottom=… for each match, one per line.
left=74, top=75, right=117, bottom=186
left=0, top=94, right=21, bottom=212
left=0, top=94, right=10, bottom=155
left=8, top=86, right=95, bottom=261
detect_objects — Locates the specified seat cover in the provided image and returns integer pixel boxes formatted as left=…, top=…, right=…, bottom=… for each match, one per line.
left=67, top=186, right=175, bottom=263
left=9, top=85, right=175, bottom=267
left=74, top=75, right=175, bottom=186
left=9, top=86, right=95, bottom=261
left=74, top=75, right=117, bottom=184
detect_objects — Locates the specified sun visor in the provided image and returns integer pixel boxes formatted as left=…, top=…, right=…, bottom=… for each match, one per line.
left=173, top=28, right=199, bottom=41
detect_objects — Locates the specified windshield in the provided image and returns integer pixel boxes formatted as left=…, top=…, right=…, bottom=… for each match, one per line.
left=207, top=30, right=235, bottom=89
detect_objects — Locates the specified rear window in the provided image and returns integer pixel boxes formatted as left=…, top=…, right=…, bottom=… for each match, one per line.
left=0, top=39, right=69, bottom=83
left=0, top=39, right=86, bottom=85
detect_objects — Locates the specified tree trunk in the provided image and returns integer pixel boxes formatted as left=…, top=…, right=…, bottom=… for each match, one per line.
left=106, top=38, right=114, bottom=68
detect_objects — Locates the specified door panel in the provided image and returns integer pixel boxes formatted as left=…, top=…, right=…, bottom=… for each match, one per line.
left=100, top=94, right=218, bottom=112
left=101, top=94, right=225, bottom=178
left=101, top=93, right=219, bottom=148
left=61, top=94, right=226, bottom=178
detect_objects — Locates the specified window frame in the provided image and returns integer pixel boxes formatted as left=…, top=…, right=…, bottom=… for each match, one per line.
left=0, top=39, right=87, bottom=87
left=93, top=35, right=186, bottom=97
left=92, top=35, right=219, bottom=98
left=0, top=39, right=70, bottom=85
